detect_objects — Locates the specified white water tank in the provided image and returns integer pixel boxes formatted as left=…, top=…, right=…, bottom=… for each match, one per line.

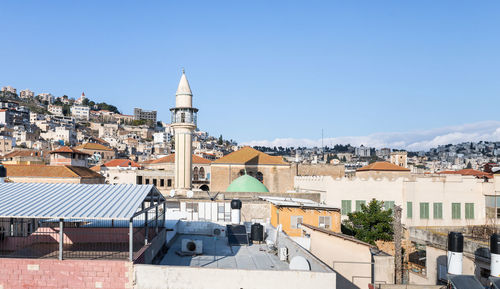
left=447, top=232, right=463, bottom=275
left=231, top=199, right=242, bottom=224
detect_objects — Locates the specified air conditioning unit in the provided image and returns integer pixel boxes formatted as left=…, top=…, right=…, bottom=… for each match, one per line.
left=279, top=247, right=288, bottom=261
left=181, top=239, right=203, bottom=254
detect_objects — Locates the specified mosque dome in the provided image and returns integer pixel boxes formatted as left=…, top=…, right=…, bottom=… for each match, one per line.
left=226, top=174, right=269, bottom=193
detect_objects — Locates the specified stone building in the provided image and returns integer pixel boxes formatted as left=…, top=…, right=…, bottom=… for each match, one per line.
left=49, top=146, right=89, bottom=167
left=211, top=146, right=295, bottom=193
left=75, top=142, right=116, bottom=163
left=355, top=161, right=410, bottom=179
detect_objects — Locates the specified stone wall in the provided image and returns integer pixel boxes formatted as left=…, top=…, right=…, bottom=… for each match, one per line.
left=297, top=163, right=345, bottom=178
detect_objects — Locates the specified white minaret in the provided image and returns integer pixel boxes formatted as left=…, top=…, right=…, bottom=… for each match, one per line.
left=170, top=69, right=198, bottom=191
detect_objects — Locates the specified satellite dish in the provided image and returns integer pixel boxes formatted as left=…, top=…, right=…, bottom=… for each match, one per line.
left=289, top=256, right=311, bottom=271
left=169, top=189, right=176, bottom=197
left=186, top=190, right=194, bottom=198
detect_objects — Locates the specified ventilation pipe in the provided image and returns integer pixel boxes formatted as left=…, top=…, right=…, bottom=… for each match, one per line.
left=231, top=199, right=242, bottom=224
left=491, top=234, right=500, bottom=277
left=447, top=232, right=464, bottom=275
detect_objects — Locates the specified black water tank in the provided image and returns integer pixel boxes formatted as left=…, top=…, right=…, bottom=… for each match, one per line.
left=251, top=223, right=264, bottom=242
left=448, top=232, right=464, bottom=253
left=0, top=165, right=6, bottom=178
left=231, top=199, right=242, bottom=210
left=491, top=234, right=500, bottom=254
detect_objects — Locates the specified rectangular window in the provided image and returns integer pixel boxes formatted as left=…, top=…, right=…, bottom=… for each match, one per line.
left=407, top=202, right=413, bottom=219
left=355, top=200, right=366, bottom=212
left=167, top=179, right=172, bottom=187
left=136, top=176, right=143, bottom=185
left=384, top=201, right=395, bottom=212
left=341, top=200, right=352, bottom=215
left=291, top=216, right=303, bottom=229
left=465, top=203, right=474, bottom=219
left=145, top=178, right=150, bottom=185
left=452, top=203, right=461, bottom=219
left=160, top=179, right=165, bottom=187
left=319, top=216, right=331, bottom=229
left=166, top=202, right=180, bottom=210
left=152, top=179, right=157, bottom=186
left=433, top=203, right=443, bottom=219
left=186, top=202, right=199, bottom=213
left=420, top=202, right=429, bottom=219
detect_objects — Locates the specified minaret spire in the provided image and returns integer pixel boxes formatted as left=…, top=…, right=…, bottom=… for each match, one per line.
left=170, top=69, right=199, bottom=191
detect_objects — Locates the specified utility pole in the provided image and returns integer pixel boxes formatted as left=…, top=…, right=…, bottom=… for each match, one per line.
left=393, top=205, right=403, bottom=284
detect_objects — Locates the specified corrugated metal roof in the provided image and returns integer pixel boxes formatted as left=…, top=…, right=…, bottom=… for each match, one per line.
left=259, top=196, right=340, bottom=211
left=0, top=183, right=163, bottom=220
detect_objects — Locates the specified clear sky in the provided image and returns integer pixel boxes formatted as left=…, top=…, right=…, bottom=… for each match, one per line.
left=1, top=1, right=499, bottom=148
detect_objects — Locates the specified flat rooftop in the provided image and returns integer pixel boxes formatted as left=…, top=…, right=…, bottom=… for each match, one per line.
left=159, top=234, right=290, bottom=271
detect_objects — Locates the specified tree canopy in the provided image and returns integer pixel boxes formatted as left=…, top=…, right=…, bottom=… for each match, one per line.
left=342, top=199, right=394, bottom=245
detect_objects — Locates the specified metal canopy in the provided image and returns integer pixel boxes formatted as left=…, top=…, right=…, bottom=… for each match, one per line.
left=0, top=183, right=164, bottom=220
left=448, top=275, right=483, bottom=289
left=491, top=276, right=500, bottom=289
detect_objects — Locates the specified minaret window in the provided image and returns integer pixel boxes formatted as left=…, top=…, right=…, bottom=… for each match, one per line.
left=181, top=113, right=185, bottom=123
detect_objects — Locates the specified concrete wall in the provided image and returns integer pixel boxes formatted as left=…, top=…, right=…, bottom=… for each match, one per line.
left=302, top=226, right=394, bottom=289
left=133, top=265, right=336, bottom=289
left=0, top=258, right=131, bottom=289
left=271, top=204, right=341, bottom=237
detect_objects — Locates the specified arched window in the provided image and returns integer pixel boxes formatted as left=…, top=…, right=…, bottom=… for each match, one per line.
left=199, top=167, right=205, bottom=179
left=256, top=172, right=264, bottom=183
left=181, top=113, right=185, bottom=123
left=239, top=169, right=245, bottom=176
left=193, top=167, right=199, bottom=181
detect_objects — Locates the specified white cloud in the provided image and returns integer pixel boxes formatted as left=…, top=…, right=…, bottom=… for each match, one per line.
left=242, top=121, right=500, bottom=151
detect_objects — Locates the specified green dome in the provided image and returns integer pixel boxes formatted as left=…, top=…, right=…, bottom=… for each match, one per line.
left=226, top=174, right=269, bottom=193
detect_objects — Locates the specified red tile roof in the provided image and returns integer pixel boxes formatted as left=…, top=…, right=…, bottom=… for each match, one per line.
left=101, top=159, right=142, bottom=168
left=438, top=169, right=492, bottom=178
left=212, top=146, right=288, bottom=165
left=357, top=161, right=410, bottom=172
left=4, top=164, right=104, bottom=179
left=50, top=146, right=89, bottom=155
left=147, top=154, right=211, bottom=164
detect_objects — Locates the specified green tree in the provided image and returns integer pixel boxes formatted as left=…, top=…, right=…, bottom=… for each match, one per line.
left=342, top=199, right=394, bottom=245
left=218, top=135, right=223, bottom=145
left=466, top=161, right=472, bottom=169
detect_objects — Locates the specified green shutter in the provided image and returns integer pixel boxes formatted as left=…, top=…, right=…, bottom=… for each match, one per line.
left=341, top=200, right=352, bottom=215
left=355, top=200, right=366, bottom=212
left=420, top=202, right=429, bottom=219
left=407, top=202, right=413, bottom=219
left=452, top=203, right=461, bottom=219
left=465, top=203, right=474, bottom=219
left=433, top=203, right=443, bottom=219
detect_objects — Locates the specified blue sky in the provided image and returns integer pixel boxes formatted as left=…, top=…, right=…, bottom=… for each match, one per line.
left=1, top=1, right=499, bottom=148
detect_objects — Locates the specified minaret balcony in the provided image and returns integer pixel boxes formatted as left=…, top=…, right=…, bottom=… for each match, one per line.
left=170, top=108, right=198, bottom=126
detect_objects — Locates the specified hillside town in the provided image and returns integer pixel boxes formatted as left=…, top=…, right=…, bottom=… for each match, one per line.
left=1, top=1, right=499, bottom=288
left=1, top=72, right=500, bottom=289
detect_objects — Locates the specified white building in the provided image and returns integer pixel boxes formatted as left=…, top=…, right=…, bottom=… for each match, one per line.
left=19, top=89, right=34, bottom=98
left=153, top=132, right=171, bottom=144
left=1, top=86, right=16, bottom=94
left=48, top=105, right=63, bottom=116
left=295, top=172, right=498, bottom=228
left=38, top=93, right=55, bottom=104
left=40, top=126, right=77, bottom=145
left=71, top=105, right=90, bottom=120
left=355, top=145, right=371, bottom=157
left=75, top=92, right=87, bottom=105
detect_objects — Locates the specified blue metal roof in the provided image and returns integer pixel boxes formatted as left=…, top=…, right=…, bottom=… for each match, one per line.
left=0, top=183, right=163, bottom=220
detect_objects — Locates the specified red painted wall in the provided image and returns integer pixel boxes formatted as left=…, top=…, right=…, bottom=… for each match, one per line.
left=0, top=258, right=131, bottom=289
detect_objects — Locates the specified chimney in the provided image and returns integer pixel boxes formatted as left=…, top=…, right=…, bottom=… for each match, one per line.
left=447, top=232, right=464, bottom=275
